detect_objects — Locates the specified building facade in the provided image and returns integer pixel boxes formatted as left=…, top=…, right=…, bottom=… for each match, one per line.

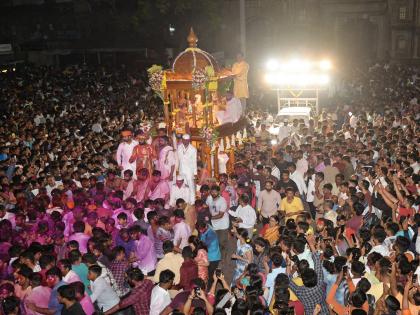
left=233, top=0, right=420, bottom=62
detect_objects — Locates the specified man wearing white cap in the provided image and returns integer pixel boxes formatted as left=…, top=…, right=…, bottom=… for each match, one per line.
left=169, top=176, right=191, bottom=207
left=177, top=134, right=197, bottom=203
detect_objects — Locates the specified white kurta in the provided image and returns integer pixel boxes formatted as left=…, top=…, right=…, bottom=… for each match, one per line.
left=116, top=140, right=138, bottom=178
left=169, top=183, right=192, bottom=206
left=216, top=97, right=242, bottom=124
left=177, top=143, right=197, bottom=203
left=157, top=145, right=176, bottom=180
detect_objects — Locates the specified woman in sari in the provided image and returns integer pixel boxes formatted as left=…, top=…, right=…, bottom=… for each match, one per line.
left=188, top=235, right=209, bottom=283
left=231, top=227, right=253, bottom=285
left=259, top=215, right=280, bottom=246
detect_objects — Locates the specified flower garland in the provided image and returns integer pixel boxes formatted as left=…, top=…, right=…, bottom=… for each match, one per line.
left=192, top=69, right=207, bottom=90
left=200, top=126, right=219, bottom=148
left=147, top=65, right=165, bottom=100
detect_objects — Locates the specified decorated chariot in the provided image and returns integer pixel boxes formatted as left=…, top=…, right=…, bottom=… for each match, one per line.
left=148, top=28, right=248, bottom=176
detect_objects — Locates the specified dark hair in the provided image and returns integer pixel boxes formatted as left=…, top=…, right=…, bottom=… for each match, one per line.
left=159, top=269, right=175, bottom=284
left=350, top=289, right=367, bottom=308
left=88, top=264, right=102, bottom=276
left=372, top=227, right=387, bottom=243
left=126, top=267, right=144, bottom=282
left=83, top=253, right=97, bottom=265
left=173, top=209, right=185, bottom=219
left=17, top=265, right=33, bottom=279
left=394, top=236, right=410, bottom=254
left=236, top=228, right=250, bottom=243
left=117, top=212, right=128, bottom=220
left=73, top=221, right=85, bottom=233
left=384, top=295, right=401, bottom=312
left=58, top=259, right=72, bottom=271
left=271, top=253, right=283, bottom=268
left=292, top=238, right=306, bottom=254
left=29, top=273, right=43, bottom=287
left=182, top=246, right=194, bottom=259
left=67, top=250, right=82, bottom=264
left=57, top=284, right=76, bottom=301
left=351, top=261, right=366, bottom=277
left=46, top=266, right=62, bottom=280
left=253, top=237, right=269, bottom=250
left=2, top=296, right=20, bottom=314
left=301, top=268, right=317, bottom=288
left=69, top=281, right=85, bottom=295
left=162, top=240, right=174, bottom=254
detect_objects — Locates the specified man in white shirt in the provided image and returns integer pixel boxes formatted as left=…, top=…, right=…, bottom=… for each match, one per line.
left=116, top=130, right=138, bottom=179
left=177, top=134, right=197, bottom=203
left=216, top=92, right=243, bottom=124
left=169, top=176, right=191, bottom=206
left=46, top=175, right=63, bottom=198
left=150, top=269, right=174, bottom=315
left=277, top=120, right=291, bottom=144
left=368, top=227, right=390, bottom=257
left=289, top=163, right=307, bottom=196
left=295, top=151, right=308, bottom=177
left=229, top=194, right=257, bottom=237
left=157, top=136, right=176, bottom=182
left=88, top=265, right=120, bottom=312
left=57, top=259, right=81, bottom=284
left=206, top=185, right=229, bottom=259
left=173, top=209, right=191, bottom=251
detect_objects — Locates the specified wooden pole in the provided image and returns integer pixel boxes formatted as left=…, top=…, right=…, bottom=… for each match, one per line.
left=163, top=90, right=170, bottom=132
left=204, top=143, right=212, bottom=176
left=214, top=142, right=219, bottom=178
left=228, top=149, right=235, bottom=174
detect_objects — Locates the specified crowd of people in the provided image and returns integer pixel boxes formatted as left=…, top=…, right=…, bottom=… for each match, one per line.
left=0, top=62, right=419, bottom=315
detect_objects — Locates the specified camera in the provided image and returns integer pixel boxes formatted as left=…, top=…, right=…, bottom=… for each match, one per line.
left=291, top=255, right=299, bottom=264
left=194, top=287, right=201, bottom=296
left=215, top=268, right=222, bottom=277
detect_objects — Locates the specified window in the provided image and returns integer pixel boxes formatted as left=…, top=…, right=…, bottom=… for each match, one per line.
left=399, top=7, right=407, bottom=20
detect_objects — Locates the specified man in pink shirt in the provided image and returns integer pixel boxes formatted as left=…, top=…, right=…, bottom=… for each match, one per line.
left=146, top=170, right=170, bottom=204
left=133, top=168, right=150, bottom=203
left=68, top=221, right=90, bottom=254
left=25, top=273, right=51, bottom=315
left=71, top=281, right=95, bottom=315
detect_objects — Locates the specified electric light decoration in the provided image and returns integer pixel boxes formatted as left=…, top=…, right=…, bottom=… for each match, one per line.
left=266, top=59, right=279, bottom=70
left=320, top=59, right=332, bottom=71
left=264, top=57, right=332, bottom=88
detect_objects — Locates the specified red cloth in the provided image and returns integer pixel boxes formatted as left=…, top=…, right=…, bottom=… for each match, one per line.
left=119, top=279, right=154, bottom=315
left=179, top=259, right=198, bottom=290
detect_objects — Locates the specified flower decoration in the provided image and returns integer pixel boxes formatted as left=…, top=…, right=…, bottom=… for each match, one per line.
left=192, top=69, right=207, bottom=90
left=147, top=65, right=165, bottom=100
left=200, top=126, right=219, bottom=148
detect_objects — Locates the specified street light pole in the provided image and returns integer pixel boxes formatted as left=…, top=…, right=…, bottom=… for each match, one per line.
left=239, top=0, right=246, bottom=55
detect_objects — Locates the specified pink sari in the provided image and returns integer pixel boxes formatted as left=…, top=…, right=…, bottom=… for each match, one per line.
left=195, top=249, right=209, bottom=282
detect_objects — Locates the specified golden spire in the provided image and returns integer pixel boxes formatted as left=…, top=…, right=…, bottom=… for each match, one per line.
left=187, top=27, right=198, bottom=48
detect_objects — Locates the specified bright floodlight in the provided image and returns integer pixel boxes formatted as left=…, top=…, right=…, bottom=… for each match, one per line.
left=266, top=59, right=279, bottom=70
left=265, top=57, right=332, bottom=88
left=320, top=60, right=332, bottom=71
